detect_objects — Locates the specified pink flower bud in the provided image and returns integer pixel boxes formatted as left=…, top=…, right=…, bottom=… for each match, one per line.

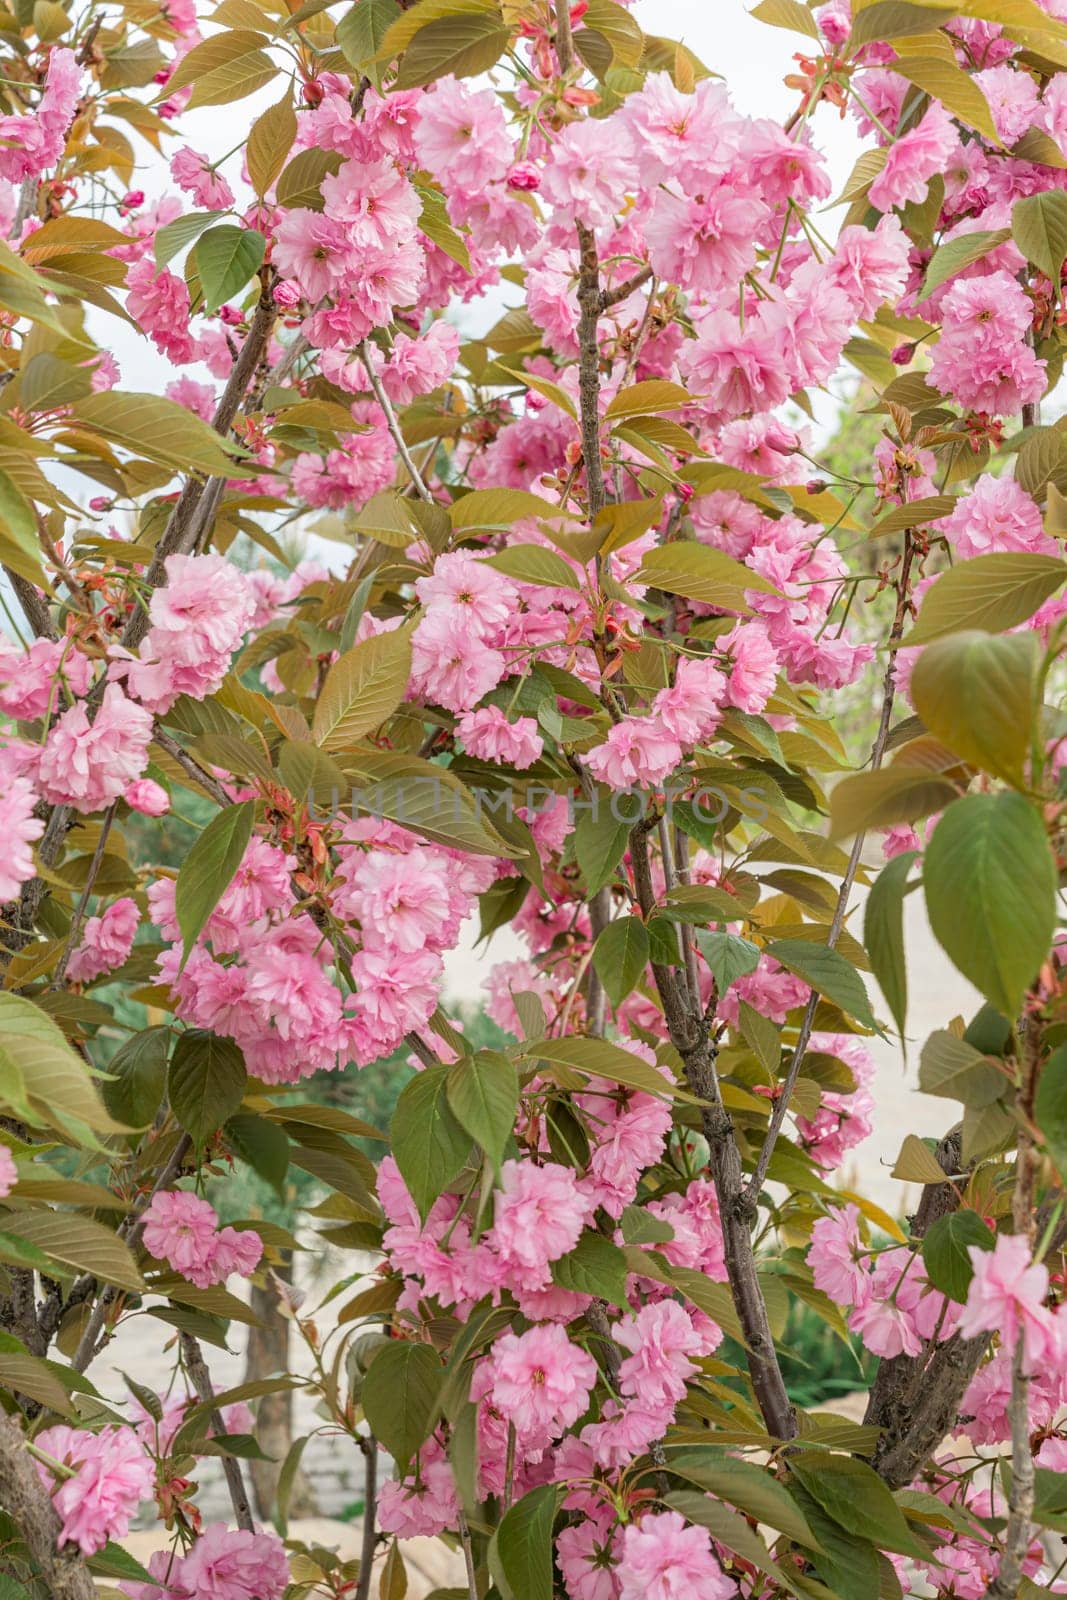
left=88, top=496, right=110, bottom=512
left=219, top=303, right=243, bottom=326
left=120, top=190, right=144, bottom=210
left=506, top=161, right=541, bottom=193
left=125, top=779, right=170, bottom=817
left=273, top=279, right=301, bottom=309
left=890, top=343, right=913, bottom=365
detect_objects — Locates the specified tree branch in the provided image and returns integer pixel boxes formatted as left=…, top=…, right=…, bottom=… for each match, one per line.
left=358, top=341, right=433, bottom=503
left=0, top=1412, right=95, bottom=1599
left=179, top=1332, right=256, bottom=1532
left=629, top=822, right=796, bottom=1441
left=744, top=529, right=919, bottom=1205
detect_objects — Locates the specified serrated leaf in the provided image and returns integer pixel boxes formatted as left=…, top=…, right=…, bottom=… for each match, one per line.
left=922, top=1211, right=995, bottom=1302
left=765, top=939, right=881, bottom=1032
left=489, top=1484, right=560, bottom=1600
left=924, top=792, right=1057, bottom=1018
left=336, top=0, right=402, bottom=77
left=551, top=1231, right=628, bottom=1304
left=592, top=917, right=649, bottom=1007
left=789, top=1454, right=931, bottom=1559
left=391, top=1065, right=472, bottom=1221
left=154, top=210, right=226, bottom=269
left=888, top=55, right=999, bottom=142
left=481, top=545, right=579, bottom=589
left=829, top=763, right=959, bottom=839
left=530, top=1035, right=693, bottom=1100
left=911, top=629, right=1038, bottom=784
left=574, top=806, right=630, bottom=895
left=1013, top=189, right=1067, bottom=285
left=225, top=1112, right=289, bottom=1197
left=864, top=850, right=917, bottom=1041
left=195, top=226, right=265, bottom=315
left=1, top=1213, right=142, bottom=1293
left=1036, top=1043, right=1067, bottom=1183
left=695, top=930, right=760, bottom=996
left=247, top=94, right=297, bottom=195
left=867, top=494, right=957, bottom=538
left=168, top=1030, right=247, bottom=1148
left=101, top=1026, right=170, bottom=1128
left=919, top=227, right=1011, bottom=299
left=175, top=800, right=255, bottom=959
left=891, top=1132, right=953, bottom=1184
left=312, top=626, right=413, bottom=750
left=636, top=542, right=778, bottom=609
left=71, top=392, right=240, bottom=476
left=363, top=1341, right=442, bottom=1468
left=918, top=1030, right=1005, bottom=1107
left=604, top=380, right=689, bottom=421
left=906, top=553, right=1065, bottom=644
left=666, top=1447, right=822, bottom=1548
left=445, top=1050, right=518, bottom=1172
left=395, top=12, right=510, bottom=89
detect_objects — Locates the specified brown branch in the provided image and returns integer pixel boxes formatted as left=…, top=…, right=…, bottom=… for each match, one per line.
left=123, top=280, right=278, bottom=654
left=575, top=223, right=607, bottom=521
left=354, top=1437, right=378, bottom=1600
left=599, top=264, right=653, bottom=312
left=357, top=341, right=433, bottom=503
left=988, top=1020, right=1041, bottom=1599
left=70, top=1131, right=192, bottom=1372
left=50, top=805, right=115, bottom=989
left=554, top=0, right=575, bottom=72
left=0, top=1412, right=95, bottom=1598
left=179, top=1332, right=256, bottom=1532
left=153, top=728, right=233, bottom=808
left=4, top=569, right=58, bottom=641
left=629, top=823, right=796, bottom=1442
left=743, top=529, right=919, bottom=1206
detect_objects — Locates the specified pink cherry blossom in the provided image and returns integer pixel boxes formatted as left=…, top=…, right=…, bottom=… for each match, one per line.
left=458, top=707, right=544, bottom=768
left=617, top=1511, right=735, bottom=1600
left=67, top=896, right=139, bottom=985
left=958, top=1232, right=1060, bottom=1373
left=480, top=1323, right=597, bottom=1442
left=36, top=1425, right=153, bottom=1555
left=35, top=684, right=154, bottom=813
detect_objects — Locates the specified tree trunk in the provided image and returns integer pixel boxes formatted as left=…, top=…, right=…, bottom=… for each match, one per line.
left=243, top=1258, right=317, bottom=1521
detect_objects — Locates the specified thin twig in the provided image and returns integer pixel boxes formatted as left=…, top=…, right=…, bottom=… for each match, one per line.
left=358, top=341, right=433, bottom=503
left=50, top=805, right=115, bottom=989
left=179, top=1332, right=256, bottom=1532
left=742, top=529, right=918, bottom=1207
left=354, top=1436, right=378, bottom=1600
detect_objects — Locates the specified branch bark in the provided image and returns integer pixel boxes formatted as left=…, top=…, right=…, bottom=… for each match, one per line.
left=629, top=822, right=796, bottom=1442
left=0, top=1412, right=95, bottom=1599
left=179, top=1331, right=256, bottom=1533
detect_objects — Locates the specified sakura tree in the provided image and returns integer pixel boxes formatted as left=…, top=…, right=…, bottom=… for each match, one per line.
left=0, top=0, right=1067, bottom=1596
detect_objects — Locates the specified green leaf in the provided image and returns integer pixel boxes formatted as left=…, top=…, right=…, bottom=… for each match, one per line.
left=445, top=1050, right=518, bottom=1173
left=275, top=147, right=342, bottom=209
left=1013, top=189, right=1067, bottom=285
left=636, top=542, right=778, bottom=610
left=391, top=1065, right=472, bottom=1221
left=574, top=805, right=630, bottom=895
left=312, top=626, right=413, bottom=750
left=551, top=1231, right=629, bottom=1305
left=911, top=630, right=1038, bottom=784
left=888, top=55, right=1000, bottom=143
left=1035, top=1043, right=1067, bottom=1183
left=530, top=1035, right=693, bottom=1100
left=906, top=554, right=1066, bottom=644
left=225, top=1113, right=289, bottom=1197
left=168, top=1030, right=248, bottom=1148
left=918, top=227, right=1011, bottom=299
left=829, top=764, right=960, bottom=839
left=195, top=226, right=265, bottom=315
left=867, top=494, right=957, bottom=539
left=864, top=851, right=917, bottom=1042
left=102, top=1026, right=170, bottom=1128
left=922, top=1211, right=995, bottom=1302
left=154, top=209, right=226, bottom=268
left=665, top=1491, right=809, bottom=1598
left=923, top=792, right=1057, bottom=1018
left=849, top=2, right=957, bottom=46
left=482, top=545, right=580, bottom=590
left=765, top=940, right=881, bottom=1033
left=0, top=1213, right=142, bottom=1293
left=592, top=917, right=649, bottom=1007
left=666, top=1447, right=822, bottom=1549
left=336, top=0, right=402, bottom=79
left=246, top=94, right=297, bottom=195
left=604, top=380, right=689, bottom=421
left=788, top=1482, right=881, bottom=1600
left=415, top=180, right=471, bottom=273
left=489, top=1484, right=560, bottom=1600
left=175, top=800, right=255, bottom=960
left=695, top=930, right=760, bottom=996
left=0, top=994, right=126, bottom=1137
left=395, top=12, right=511, bottom=89
left=892, top=1132, right=954, bottom=1185
left=71, top=392, right=241, bottom=476
left=0, top=1336, right=74, bottom=1415
left=918, top=1030, right=1005, bottom=1108
left=362, top=1341, right=443, bottom=1469
left=789, top=1454, right=931, bottom=1559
